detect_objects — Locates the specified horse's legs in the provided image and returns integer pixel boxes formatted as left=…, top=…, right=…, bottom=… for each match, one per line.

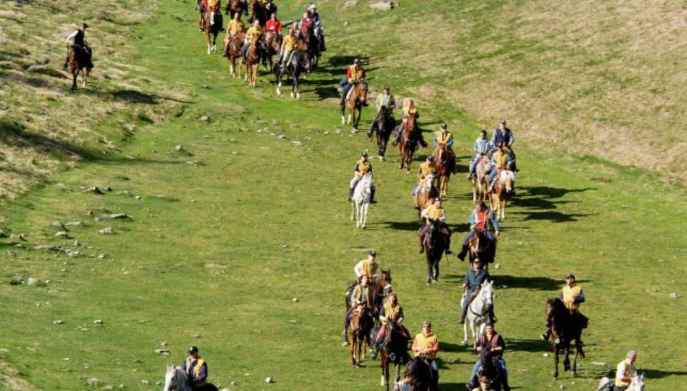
left=361, top=203, right=368, bottom=229
left=463, top=320, right=469, bottom=345
left=572, top=342, right=579, bottom=377
left=554, top=346, right=560, bottom=378
left=71, top=69, right=79, bottom=91
left=433, top=257, right=440, bottom=281
left=351, top=201, right=355, bottom=223
left=425, top=255, right=433, bottom=285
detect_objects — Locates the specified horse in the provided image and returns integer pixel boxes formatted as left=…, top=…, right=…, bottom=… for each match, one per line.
left=404, top=358, right=438, bottom=391
left=380, top=321, right=411, bottom=391
left=351, top=172, right=374, bottom=229
left=472, top=156, right=491, bottom=202
left=420, top=220, right=450, bottom=285
left=348, top=305, right=375, bottom=367
left=310, top=23, right=324, bottom=68
left=433, top=143, right=456, bottom=199
left=466, top=229, right=497, bottom=266
left=414, top=174, right=438, bottom=218
left=545, top=297, right=587, bottom=378
left=244, top=39, right=262, bottom=87
left=250, top=0, right=268, bottom=26
left=262, top=30, right=282, bottom=72
left=468, top=348, right=501, bottom=391
left=597, top=373, right=644, bottom=391
left=67, top=45, right=93, bottom=91
left=162, top=366, right=218, bottom=391
left=490, top=169, right=515, bottom=221
left=369, top=106, right=395, bottom=160
left=202, top=6, right=223, bottom=54
left=224, top=32, right=245, bottom=78
left=341, top=80, right=368, bottom=132
left=276, top=46, right=307, bottom=98
left=461, top=280, right=494, bottom=346
left=398, top=113, right=419, bottom=172
left=226, top=0, right=247, bottom=19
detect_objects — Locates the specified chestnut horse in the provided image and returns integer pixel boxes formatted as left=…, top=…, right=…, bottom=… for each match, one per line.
left=262, top=31, right=282, bottom=72
left=224, top=32, right=245, bottom=78
left=414, top=174, right=438, bottom=218
left=490, top=169, right=514, bottom=221
left=245, top=40, right=261, bottom=87
left=434, top=143, right=456, bottom=199
left=398, top=113, right=419, bottom=171
left=202, top=6, right=223, bottom=54
left=341, top=80, right=368, bottom=132
left=348, top=305, right=374, bottom=367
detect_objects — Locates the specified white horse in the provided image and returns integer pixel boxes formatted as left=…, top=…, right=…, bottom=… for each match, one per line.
left=597, top=373, right=644, bottom=391
left=461, top=280, right=494, bottom=346
left=162, top=366, right=218, bottom=391
left=350, top=172, right=374, bottom=229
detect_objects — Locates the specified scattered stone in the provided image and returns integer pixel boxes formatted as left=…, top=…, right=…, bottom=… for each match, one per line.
left=543, top=353, right=549, bottom=357
left=200, top=115, right=210, bottom=122
left=369, top=1, right=394, bottom=11
left=292, top=298, right=299, bottom=303
left=670, top=292, right=679, bottom=299
left=65, top=221, right=83, bottom=227
left=291, top=140, right=302, bottom=146
left=141, top=380, right=150, bottom=385
left=80, top=327, right=89, bottom=332
left=592, top=361, right=607, bottom=366
left=55, top=231, right=71, bottom=239
left=63, top=357, right=70, bottom=361
left=98, top=254, right=107, bottom=260
left=52, top=221, right=68, bottom=230
left=27, top=277, right=39, bottom=286
left=98, top=227, right=114, bottom=235
left=277, top=134, right=287, bottom=140
left=155, top=349, right=171, bottom=356
left=86, top=377, right=100, bottom=387
left=135, top=195, right=142, bottom=200
left=230, top=381, right=237, bottom=386
left=53, top=320, right=64, bottom=325
left=83, top=186, right=108, bottom=195
left=264, top=377, right=273, bottom=384
left=95, top=213, right=131, bottom=222
left=343, top=0, right=358, bottom=8
left=175, top=144, right=184, bottom=152
left=0, top=348, right=9, bottom=354
left=94, top=320, right=104, bottom=326
left=192, top=334, right=201, bottom=339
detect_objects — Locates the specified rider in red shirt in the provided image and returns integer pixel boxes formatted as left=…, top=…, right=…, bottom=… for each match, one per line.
left=265, top=13, right=282, bottom=34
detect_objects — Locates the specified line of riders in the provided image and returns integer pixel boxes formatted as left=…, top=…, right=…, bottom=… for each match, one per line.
left=197, top=0, right=325, bottom=75
left=340, top=248, right=594, bottom=390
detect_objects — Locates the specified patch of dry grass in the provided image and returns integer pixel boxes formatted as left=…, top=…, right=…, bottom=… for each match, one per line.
left=0, top=360, right=35, bottom=391
left=0, top=0, right=187, bottom=200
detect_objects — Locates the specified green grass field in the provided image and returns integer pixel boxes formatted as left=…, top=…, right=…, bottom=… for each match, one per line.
left=1, top=1, right=686, bottom=390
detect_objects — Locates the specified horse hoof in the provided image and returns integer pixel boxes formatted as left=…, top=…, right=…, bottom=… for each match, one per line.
left=296, top=93, right=301, bottom=99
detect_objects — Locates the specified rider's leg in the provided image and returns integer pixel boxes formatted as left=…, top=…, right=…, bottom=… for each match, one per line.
left=442, top=225, right=452, bottom=254
left=370, top=184, right=376, bottom=203
left=489, top=304, right=497, bottom=324
left=468, top=156, right=478, bottom=178
left=488, top=169, right=498, bottom=191
left=497, top=358, right=510, bottom=390
left=460, top=292, right=473, bottom=323
left=418, top=224, right=429, bottom=253
left=349, top=175, right=360, bottom=201
left=457, top=231, right=473, bottom=260
left=469, top=361, right=482, bottom=384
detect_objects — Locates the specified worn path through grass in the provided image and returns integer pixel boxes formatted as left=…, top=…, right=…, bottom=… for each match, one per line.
left=1, top=1, right=686, bottom=390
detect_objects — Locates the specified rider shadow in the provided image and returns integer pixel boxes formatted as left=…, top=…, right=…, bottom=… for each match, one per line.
left=440, top=342, right=470, bottom=354
left=505, top=338, right=549, bottom=353
left=522, top=186, right=595, bottom=199
left=642, top=368, right=687, bottom=379
left=382, top=220, right=421, bottom=231
left=512, top=210, right=592, bottom=223
left=492, top=275, right=591, bottom=291
left=448, top=223, right=470, bottom=233
left=439, top=382, right=469, bottom=391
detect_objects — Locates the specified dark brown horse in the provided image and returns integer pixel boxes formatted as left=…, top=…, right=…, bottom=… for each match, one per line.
left=369, top=106, right=395, bottom=161
left=262, top=30, right=282, bottom=71
left=420, top=220, right=451, bottom=284
left=250, top=0, right=269, bottom=26
left=245, top=39, right=261, bottom=87
left=433, top=143, right=456, bottom=199
left=545, top=298, right=587, bottom=378
left=380, top=321, right=411, bottom=391
left=224, top=32, right=245, bottom=78
left=67, top=45, right=93, bottom=90
left=226, top=0, right=247, bottom=19
left=398, top=113, right=418, bottom=172
left=341, top=80, right=368, bottom=132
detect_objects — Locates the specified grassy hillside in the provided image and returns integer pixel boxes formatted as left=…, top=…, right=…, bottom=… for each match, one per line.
left=0, top=0, right=184, bottom=201
left=323, top=0, right=687, bottom=185
left=1, top=1, right=686, bottom=390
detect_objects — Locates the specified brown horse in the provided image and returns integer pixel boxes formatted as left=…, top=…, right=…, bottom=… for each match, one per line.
left=341, top=80, right=368, bottom=132
left=203, top=6, right=223, bottom=54
left=379, top=321, right=411, bottom=390
left=545, top=298, right=587, bottom=378
left=348, top=305, right=374, bottom=367
left=226, top=0, right=247, bottom=19
left=414, top=174, right=438, bottom=218
left=434, top=144, right=456, bottom=199
left=245, top=40, right=261, bottom=87
left=262, top=30, right=282, bottom=71
left=398, top=113, right=419, bottom=171
left=490, top=169, right=514, bottom=221
left=67, top=45, right=92, bottom=91
left=224, top=32, right=244, bottom=78
left=472, top=156, right=490, bottom=202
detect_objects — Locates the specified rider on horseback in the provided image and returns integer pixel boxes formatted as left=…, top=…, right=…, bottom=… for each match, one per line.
left=339, top=59, right=366, bottom=107
left=434, top=123, right=454, bottom=148
left=182, top=346, right=209, bottom=387
left=349, top=151, right=376, bottom=202
left=371, top=292, right=405, bottom=359
left=469, top=325, right=511, bottom=391
left=343, top=274, right=373, bottom=345
left=354, top=250, right=380, bottom=281
left=392, top=99, right=427, bottom=148
left=457, top=202, right=500, bottom=261
left=279, top=27, right=298, bottom=67
left=411, top=321, right=440, bottom=382
left=368, top=87, right=396, bottom=137
left=460, top=259, right=495, bottom=324
left=487, top=143, right=511, bottom=192
left=418, top=198, right=452, bottom=255
left=468, top=130, right=493, bottom=179
left=614, top=351, right=638, bottom=391
left=242, top=20, right=262, bottom=58
left=542, top=273, right=586, bottom=341
left=265, top=13, right=282, bottom=34
left=307, top=4, right=326, bottom=51
left=63, top=23, right=93, bottom=71
left=413, top=156, right=436, bottom=197
left=492, top=121, right=517, bottom=171
left=228, top=12, right=246, bottom=36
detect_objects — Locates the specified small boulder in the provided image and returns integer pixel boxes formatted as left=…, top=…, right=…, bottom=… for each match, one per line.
left=53, top=320, right=64, bottom=325
left=369, top=1, right=394, bottom=11
left=343, top=0, right=358, bottom=8
left=86, top=377, right=100, bottom=387
left=98, top=227, right=114, bottom=235
left=670, top=292, right=679, bottom=299
left=264, top=377, right=273, bottom=384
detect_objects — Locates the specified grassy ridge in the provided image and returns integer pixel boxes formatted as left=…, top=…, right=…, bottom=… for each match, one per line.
left=1, top=1, right=686, bottom=390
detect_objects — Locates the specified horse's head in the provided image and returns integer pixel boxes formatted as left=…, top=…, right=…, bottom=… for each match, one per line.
left=631, top=373, right=645, bottom=391
left=500, top=170, right=515, bottom=194
left=162, top=366, right=183, bottom=391
left=381, top=269, right=392, bottom=284
left=480, top=280, right=494, bottom=307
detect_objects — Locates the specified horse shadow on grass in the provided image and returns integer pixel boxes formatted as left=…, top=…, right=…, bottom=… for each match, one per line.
left=641, top=368, right=687, bottom=379
left=492, top=275, right=590, bottom=291
left=383, top=220, right=421, bottom=231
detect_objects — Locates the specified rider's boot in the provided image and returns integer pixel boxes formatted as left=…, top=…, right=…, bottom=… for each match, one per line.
left=348, top=187, right=354, bottom=202
left=457, top=245, right=468, bottom=261
left=370, top=187, right=376, bottom=203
